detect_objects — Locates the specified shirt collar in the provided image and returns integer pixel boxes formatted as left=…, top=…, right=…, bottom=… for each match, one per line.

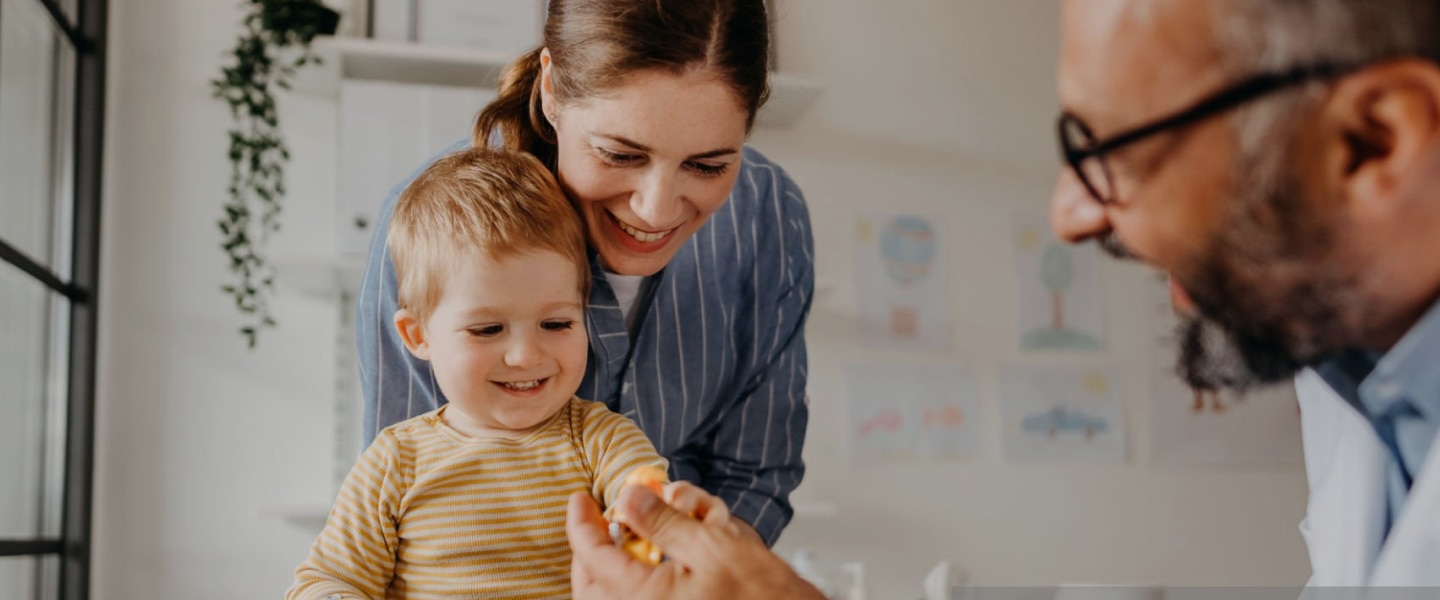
left=1360, top=295, right=1440, bottom=423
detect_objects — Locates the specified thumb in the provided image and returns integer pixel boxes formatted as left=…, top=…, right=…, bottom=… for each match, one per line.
left=615, top=484, right=711, bottom=565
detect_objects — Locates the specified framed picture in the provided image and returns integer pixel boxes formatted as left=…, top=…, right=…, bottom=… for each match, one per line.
left=371, top=0, right=545, bottom=56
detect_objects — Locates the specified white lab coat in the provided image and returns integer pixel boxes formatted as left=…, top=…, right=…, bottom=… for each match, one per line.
left=1295, top=368, right=1440, bottom=586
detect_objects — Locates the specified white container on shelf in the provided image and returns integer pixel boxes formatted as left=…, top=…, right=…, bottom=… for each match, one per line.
left=337, top=79, right=495, bottom=256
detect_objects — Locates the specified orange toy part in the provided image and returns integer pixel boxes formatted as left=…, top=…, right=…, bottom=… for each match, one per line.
left=614, top=466, right=668, bottom=565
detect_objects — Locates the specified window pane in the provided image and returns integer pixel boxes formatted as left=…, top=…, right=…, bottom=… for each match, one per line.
left=0, top=554, right=59, bottom=600
left=0, top=0, right=77, bottom=277
left=0, top=264, right=69, bottom=540
left=60, top=0, right=80, bottom=25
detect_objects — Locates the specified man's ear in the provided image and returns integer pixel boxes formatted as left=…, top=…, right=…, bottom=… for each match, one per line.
left=394, top=309, right=431, bottom=361
left=1328, top=59, right=1440, bottom=217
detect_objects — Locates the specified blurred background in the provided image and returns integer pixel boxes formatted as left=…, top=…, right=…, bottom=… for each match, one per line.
left=1, top=0, right=1311, bottom=598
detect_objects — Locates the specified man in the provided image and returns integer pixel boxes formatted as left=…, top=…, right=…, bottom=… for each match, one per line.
left=566, top=1, right=1440, bottom=596
left=1051, top=0, right=1440, bottom=587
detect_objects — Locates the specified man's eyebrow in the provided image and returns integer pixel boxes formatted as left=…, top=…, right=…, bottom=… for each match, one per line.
left=594, top=134, right=740, bottom=160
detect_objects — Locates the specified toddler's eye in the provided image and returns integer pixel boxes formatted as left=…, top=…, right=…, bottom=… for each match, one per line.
left=469, top=325, right=504, bottom=337
left=542, top=320, right=575, bottom=331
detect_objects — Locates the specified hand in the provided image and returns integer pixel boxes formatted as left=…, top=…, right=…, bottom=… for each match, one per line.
left=567, top=486, right=824, bottom=600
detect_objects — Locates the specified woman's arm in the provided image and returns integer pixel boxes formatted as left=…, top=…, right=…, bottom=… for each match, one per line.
left=697, top=160, right=815, bottom=545
left=698, top=281, right=811, bottom=545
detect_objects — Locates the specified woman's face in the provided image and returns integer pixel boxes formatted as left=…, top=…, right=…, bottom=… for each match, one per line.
left=542, top=60, right=750, bottom=276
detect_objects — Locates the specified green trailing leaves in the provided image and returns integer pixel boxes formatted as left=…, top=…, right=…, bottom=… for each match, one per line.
left=212, top=0, right=331, bottom=348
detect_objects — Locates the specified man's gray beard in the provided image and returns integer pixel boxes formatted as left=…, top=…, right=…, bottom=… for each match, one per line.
left=1170, top=117, right=1353, bottom=391
left=1174, top=310, right=1308, bottom=391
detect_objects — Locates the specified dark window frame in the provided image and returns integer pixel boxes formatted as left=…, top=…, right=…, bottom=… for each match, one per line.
left=0, top=0, right=107, bottom=598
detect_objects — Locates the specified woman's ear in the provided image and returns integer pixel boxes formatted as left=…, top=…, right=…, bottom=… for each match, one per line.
left=394, top=309, right=431, bottom=361
left=539, top=47, right=557, bottom=127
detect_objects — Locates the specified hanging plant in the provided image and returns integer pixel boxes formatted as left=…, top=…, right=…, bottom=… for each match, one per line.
left=212, top=0, right=338, bottom=348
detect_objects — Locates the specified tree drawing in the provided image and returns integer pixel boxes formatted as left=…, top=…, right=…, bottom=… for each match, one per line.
left=1040, top=242, right=1073, bottom=330
left=1021, top=240, right=1102, bottom=351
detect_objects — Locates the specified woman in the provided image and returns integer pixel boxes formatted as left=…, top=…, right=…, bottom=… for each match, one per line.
left=355, top=0, right=813, bottom=546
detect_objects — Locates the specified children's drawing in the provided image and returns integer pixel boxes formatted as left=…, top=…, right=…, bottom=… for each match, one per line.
left=847, top=365, right=980, bottom=463
left=857, top=408, right=903, bottom=439
left=1020, top=406, right=1109, bottom=440
left=1144, top=271, right=1303, bottom=466
left=1013, top=218, right=1104, bottom=352
left=1000, top=367, right=1126, bottom=463
left=855, top=212, right=951, bottom=349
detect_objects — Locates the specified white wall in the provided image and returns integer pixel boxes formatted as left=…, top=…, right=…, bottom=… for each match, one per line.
left=94, top=0, right=343, bottom=597
left=91, top=0, right=1310, bottom=598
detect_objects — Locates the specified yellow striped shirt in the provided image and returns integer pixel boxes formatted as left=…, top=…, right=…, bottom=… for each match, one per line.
left=288, top=397, right=666, bottom=600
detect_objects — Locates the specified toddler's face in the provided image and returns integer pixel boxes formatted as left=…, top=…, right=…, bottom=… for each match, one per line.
left=415, top=250, right=588, bottom=437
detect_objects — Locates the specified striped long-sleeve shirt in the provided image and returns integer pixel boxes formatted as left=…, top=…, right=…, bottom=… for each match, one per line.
left=357, top=144, right=814, bottom=544
left=288, top=398, right=666, bottom=600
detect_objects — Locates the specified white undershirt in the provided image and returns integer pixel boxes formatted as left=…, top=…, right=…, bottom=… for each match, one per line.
left=603, top=271, right=647, bottom=332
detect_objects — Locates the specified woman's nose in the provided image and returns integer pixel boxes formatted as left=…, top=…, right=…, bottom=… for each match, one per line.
left=630, top=170, right=684, bottom=228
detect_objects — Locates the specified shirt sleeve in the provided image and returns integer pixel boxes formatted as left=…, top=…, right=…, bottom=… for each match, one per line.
left=698, top=163, right=814, bottom=546
left=583, top=402, right=670, bottom=511
left=287, top=431, right=407, bottom=599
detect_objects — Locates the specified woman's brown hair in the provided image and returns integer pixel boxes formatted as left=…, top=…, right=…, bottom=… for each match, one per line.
left=473, top=0, right=771, bottom=166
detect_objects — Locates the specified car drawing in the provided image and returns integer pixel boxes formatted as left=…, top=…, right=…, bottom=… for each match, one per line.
left=1021, top=406, right=1109, bottom=440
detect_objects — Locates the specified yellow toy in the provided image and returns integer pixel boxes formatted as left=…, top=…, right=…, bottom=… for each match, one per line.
left=609, top=466, right=668, bottom=565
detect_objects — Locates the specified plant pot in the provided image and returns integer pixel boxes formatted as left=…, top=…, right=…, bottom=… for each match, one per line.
left=312, top=4, right=340, bottom=36
left=261, top=1, right=341, bottom=39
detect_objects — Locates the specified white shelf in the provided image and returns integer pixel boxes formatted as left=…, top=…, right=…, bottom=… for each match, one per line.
left=273, top=253, right=367, bottom=300
left=293, top=36, right=821, bottom=128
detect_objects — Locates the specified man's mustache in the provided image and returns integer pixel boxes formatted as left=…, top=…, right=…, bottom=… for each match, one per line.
left=1097, top=231, right=1139, bottom=261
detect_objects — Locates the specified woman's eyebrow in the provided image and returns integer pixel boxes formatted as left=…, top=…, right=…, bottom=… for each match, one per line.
left=593, top=133, right=739, bottom=160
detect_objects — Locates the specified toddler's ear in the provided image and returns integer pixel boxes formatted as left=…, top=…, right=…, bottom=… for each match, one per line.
left=394, top=309, right=431, bottom=360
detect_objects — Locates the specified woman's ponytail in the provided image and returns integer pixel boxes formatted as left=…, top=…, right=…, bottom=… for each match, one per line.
left=474, top=47, right=557, bottom=167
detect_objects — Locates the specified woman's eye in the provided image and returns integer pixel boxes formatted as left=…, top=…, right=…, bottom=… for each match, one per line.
left=687, top=161, right=730, bottom=177
left=597, top=148, right=644, bottom=166
left=468, top=325, right=504, bottom=337
left=542, top=320, right=575, bottom=331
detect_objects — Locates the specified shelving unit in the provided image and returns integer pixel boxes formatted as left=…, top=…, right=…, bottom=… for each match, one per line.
left=293, top=36, right=822, bottom=128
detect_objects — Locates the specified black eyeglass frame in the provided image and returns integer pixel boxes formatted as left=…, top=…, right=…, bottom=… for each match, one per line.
left=1057, top=62, right=1365, bottom=205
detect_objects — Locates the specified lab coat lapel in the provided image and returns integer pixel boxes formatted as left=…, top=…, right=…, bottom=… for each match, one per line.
left=1370, top=427, right=1440, bottom=586
left=1295, top=369, right=1389, bottom=586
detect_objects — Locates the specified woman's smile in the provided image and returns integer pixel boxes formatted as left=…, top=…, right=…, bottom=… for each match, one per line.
left=605, top=209, right=678, bottom=252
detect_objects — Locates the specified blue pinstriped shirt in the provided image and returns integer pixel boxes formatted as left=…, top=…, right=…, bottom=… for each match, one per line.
left=355, top=143, right=814, bottom=545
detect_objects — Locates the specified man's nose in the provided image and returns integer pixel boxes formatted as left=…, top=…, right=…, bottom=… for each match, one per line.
left=1050, top=169, right=1110, bottom=243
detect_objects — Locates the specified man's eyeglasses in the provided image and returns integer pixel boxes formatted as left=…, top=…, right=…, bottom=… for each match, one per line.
left=1057, top=63, right=1362, bottom=206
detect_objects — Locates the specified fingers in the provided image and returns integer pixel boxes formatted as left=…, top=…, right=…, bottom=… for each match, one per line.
left=566, top=492, right=656, bottom=594
left=662, top=481, right=731, bottom=525
left=566, top=491, right=613, bottom=553
left=613, top=485, right=715, bottom=565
